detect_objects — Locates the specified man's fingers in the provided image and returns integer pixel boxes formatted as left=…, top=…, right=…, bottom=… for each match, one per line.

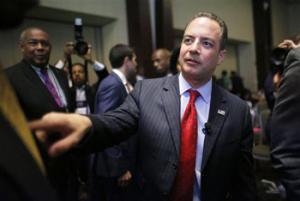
left=48, top=133, right=79, bottom=157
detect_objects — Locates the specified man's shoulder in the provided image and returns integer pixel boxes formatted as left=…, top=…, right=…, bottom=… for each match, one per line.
left=98, top=73, right=123, bottom=91
left=214, top=83, right=245, bottom=105
left=5, top=61, right=25, bottom=72
left=139, top=75, right=176, bottom=87
left=102, top=73, right=122, bottom=84
left=4, top=61, right=28, bottom=79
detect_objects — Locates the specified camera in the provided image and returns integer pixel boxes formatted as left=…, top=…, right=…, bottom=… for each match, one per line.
left=270, top=47, right=290, bottom=74
left=74, top=18, right=88, bottom=56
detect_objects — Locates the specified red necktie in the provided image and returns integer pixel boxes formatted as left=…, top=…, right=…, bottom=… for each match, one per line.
left=170, top=89, right=200, bottom=201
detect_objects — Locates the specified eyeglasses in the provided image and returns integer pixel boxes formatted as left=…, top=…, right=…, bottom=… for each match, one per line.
left=25, top=39, right=51, bottom=47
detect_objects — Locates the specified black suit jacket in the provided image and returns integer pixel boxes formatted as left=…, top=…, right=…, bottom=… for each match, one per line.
left=271, top=47, right=300, bottom=201
left=70, top=84, right=95, bottom=113
left=93, top=72, right=136, bottom=177
left=5, top=60, right=74, bottom=120
left=5, top=60, right=77, bottom=201
left=0, top=111, right=57, bottom=201
left=86, top=75, right=256, bottom=201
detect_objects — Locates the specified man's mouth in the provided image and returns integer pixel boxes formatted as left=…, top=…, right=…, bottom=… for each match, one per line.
left=184, top=58, right=201, bottom=65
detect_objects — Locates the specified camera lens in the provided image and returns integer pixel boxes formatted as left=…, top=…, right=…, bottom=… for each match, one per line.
left=75, top=41, right=88, bottom=56
left=271, top=48, right=290, bottom=66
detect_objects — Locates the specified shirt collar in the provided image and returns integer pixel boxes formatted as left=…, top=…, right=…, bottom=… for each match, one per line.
left=178, top=72, right=212, bottom=104
left=31, top=64, right=50, bottom=72
left=112, top=68, right=128, bottom=85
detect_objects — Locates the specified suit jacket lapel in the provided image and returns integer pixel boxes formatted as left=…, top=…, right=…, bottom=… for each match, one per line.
left=161, top=75, right=181, bottom=157
left=50, top=65, right=70, bottom=98
left=21, top=61, right=55, bottom=103
left=201, top=83, right=228, bottom=171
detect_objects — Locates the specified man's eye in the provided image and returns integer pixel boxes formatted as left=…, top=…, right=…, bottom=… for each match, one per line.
left=202, top=41, right=213, bottom=48
left=183, top=38, right=193, bottom=45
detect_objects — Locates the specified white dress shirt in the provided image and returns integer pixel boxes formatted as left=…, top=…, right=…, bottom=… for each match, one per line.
left=112, top=69, right=133, bottom=94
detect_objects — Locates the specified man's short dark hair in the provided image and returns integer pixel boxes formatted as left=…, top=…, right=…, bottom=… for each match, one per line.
left=109, top=44, right=134, bottom=68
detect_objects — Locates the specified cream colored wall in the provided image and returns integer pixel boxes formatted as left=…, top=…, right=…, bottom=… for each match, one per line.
left=172, top=0, right=257, bottom=90
left=271, top=0, right=289, bottom=46
left=288, top=3, right=300, bottom=38
left=0, top=0, right=128, bottom=84
left=214, top=45, right=238, bottom=78
left=40, top=0, right=129, bottom=69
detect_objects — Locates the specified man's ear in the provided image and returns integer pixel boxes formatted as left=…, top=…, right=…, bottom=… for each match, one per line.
left=123, top=56, right=130, bottom=66
left=19, top=42, right=25, bottom=54
left=217, top=49, right=226, bottom=65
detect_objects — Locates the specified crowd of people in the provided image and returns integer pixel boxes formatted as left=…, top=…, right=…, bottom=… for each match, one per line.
left=1, top=1, right=300, bottom=201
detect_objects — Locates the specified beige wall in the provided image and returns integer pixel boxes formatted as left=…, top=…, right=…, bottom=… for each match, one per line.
left=172, top=0, right=257, bottom=90
left=214, top=44, right=238, bottom=77
left=288, top=3, right=300, bottom=38
left=271, top=0, right=289, bottom=46
left=40, top=0, right=129, bottom=69
left=0, top=19, right=101, bottom=84
left=0, top=0, right=128, bottom=84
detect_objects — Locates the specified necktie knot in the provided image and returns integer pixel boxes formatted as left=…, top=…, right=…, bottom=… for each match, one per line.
left=188, top=89, right=200, bottom=103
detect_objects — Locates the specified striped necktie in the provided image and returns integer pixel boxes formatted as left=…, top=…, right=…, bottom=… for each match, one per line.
left=40, top=68, right=63, bottom=107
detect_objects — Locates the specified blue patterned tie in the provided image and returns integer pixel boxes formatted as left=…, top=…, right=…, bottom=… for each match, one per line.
left=40, top=68, right=63, bottom=108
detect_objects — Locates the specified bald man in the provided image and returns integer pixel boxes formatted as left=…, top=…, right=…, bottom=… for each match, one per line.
left=5, top=27, right=77, bottom=201
left=152, top=48, right=171, bottom=77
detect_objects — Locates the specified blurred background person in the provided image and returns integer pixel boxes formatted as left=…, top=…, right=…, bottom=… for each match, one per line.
left=4, top=27, right=78, bottom=201
left=216, top=69, right=232, bottom=90
left=55, top=42, right=109, bottom=91
left=230, top=70, right=245, bottom=98
left=151, top=48, right=171, bottom=77
left=169, top=45, right=181, bottom=75
left=91, top=44, right=138, bottom=201
left=271, top=37, right=300, bottom=201
left=71, top=62, right=95, bottom=115
left=0, top=0, right=58, bottom=200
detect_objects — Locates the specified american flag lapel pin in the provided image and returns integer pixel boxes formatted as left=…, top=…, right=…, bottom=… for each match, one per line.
left=217, top=109, right=225, bottom=116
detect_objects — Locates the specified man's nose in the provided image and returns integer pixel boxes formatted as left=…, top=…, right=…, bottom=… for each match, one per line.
left=189, top=39, right=201, bottom=54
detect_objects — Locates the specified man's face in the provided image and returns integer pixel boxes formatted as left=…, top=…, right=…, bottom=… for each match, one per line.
left=152, top=50, right=170, bottom=74
left=71, top=64, right=86, bottom=86
left=20, top=29, right=51, bottom=68
left=179, top=17, right=225, bottom=86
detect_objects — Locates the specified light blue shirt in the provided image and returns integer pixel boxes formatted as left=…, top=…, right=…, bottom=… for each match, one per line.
left=32, top=65, right=68, bottom=108
left=178, top=73, right=212, bottom=201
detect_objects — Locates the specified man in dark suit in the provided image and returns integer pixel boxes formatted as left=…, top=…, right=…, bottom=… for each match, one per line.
left=30, top=12, right=257, bottom=201
left=91, top=44, right=137, bottom=201
left=0, top=67, right=58, bottom=201
left=0, top=0, right=58, bottom=199
left=271, top=39, right=300, bottom=201
left=5, top=27, right=77, bottom=201
left=71, top=62, right=95, bottom=114
left=5, top=27, right=74, bottom=120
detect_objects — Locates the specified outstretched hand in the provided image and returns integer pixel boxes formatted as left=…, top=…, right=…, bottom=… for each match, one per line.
left=29, top=112, right=92, bottom=157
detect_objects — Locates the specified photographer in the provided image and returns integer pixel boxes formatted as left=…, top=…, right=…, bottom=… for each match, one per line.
left=55, top=42, right=108, bottom=89
left=271, top=36, right=300, bottom=201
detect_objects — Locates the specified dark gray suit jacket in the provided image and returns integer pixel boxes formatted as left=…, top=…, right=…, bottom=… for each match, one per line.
left=271, top=47, right=300, bottom=201
left=93, top=72, right=136, bottom=177
left=87, top=75, right=256, bottom=201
